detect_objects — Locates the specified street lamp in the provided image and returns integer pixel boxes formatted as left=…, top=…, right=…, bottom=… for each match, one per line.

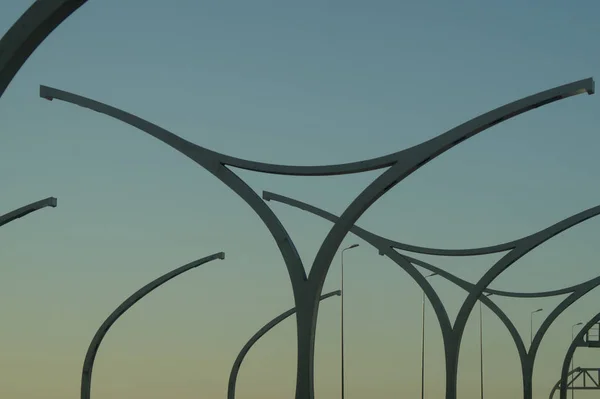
left=571, top=322, right=583, bottom=399
left=341, top=243, right=359, bottom=399
left=421, top=272, right=437, bottom=399
left=530, top=308, right=543, bottom=346
left=480, top=292, right=493, bottom=399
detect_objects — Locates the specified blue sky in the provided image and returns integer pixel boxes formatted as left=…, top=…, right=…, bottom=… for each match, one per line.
left=1, top=0, right=600, bottom=398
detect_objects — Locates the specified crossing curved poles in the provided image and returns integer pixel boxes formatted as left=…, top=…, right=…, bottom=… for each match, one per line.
left=227, top=290, right=341, bottom=399
left=559, top=313, right=600, bottom=398
left=549, top=368, right=581, bottom=399
left=0, top=197, right=57, bottom=228
left=39, top=78, right=594, bottom=399
left=0, top=0, right=88, bottom=98
left=263, top=191, right=600, bottom=398
left=80, top=252, right=225, bottom=399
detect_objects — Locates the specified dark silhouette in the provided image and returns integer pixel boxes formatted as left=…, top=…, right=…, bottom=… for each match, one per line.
left=39, top=78, right=594, bottom=399
left=0, top=197, right=57, bottom=228
left=228, top=290, right=341, bottom=399
left=558, top=315, right=600, bottom=398
left=81, top=252, right=225, bottom=399
left=0, top=0, right=88, bottom=98
left=263, top=191, right=600, bottom=399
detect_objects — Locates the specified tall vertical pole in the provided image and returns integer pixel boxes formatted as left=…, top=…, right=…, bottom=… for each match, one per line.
left=340, top=244, right=358, bottom=399
left=421, top=289, right=426, bottom=399
left=341, top=250, right=345, bottom=399
left=479, top=300, right=484, bottom=399
left=571, top=327, right=575, bottom=399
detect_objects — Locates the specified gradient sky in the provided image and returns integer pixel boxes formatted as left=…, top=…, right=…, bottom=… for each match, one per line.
left=1, top=1, right=600, bottom=398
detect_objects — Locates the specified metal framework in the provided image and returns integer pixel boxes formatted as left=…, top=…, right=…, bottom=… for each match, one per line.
left=0, top=0, right=88, bottom=99
left=80, top=252, right=225, bottom=399
left=559, top=313, right=600, bottom=398
left=228, top=290, right=341, bottom=399
left=550, top=368, right=600, bottom=398
left=263, top=191, right=600, bottom=399
left=38, top=78, right=595, bottom=399
left=0, top=197, right=57, bottom=228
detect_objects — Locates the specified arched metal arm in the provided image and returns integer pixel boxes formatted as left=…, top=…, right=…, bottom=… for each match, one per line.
left=227, top=290, right=341, bottom=399
left=559, top=313, right=600, bottom=398
left=0, top=197, right=57, bottom=228
left=39, top=78, right=593, bottom=177
left=550, top=368, right=581, bottom=399
left=0, top=0, right=88, bottom=98
left=80, top=252, right=225, bottom=399
left=38, top=84, right=308, bottom=291
left=41, top=78, right=595, bottom=399
left=264, top=190, right=597, bottom=299
left=263, top=191, right=528, bottom=362
left=531, top=277, right=600, bottom=362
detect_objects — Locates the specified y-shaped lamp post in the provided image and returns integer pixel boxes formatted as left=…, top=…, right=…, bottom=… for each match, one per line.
left=263, top=191, right=600, bottom=399
left=40, top=78, right=594, bottom=399
left=80, top=252, right=225, bottom=399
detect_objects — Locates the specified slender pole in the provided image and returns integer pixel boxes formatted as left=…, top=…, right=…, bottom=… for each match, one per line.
left=571, top=322, right=582, bottom=399
left=530, top=308, right=543, bottom=346
left=421, top=290, right=426, bottom=399
left=420, top=273, right=436, bottom=399
left=340, top=244, right=358, bottom=399
left=571, top=327, right=575, bottom=399
left=479, top=300, right=484, bottom=399
left=341, top=249, right=345, bottom=399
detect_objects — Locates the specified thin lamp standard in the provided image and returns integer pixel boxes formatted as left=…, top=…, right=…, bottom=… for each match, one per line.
left=571, top=322, right=583, bottom=399
left=530, top=308, right=543, bottom=346
left=480, top=292, right=493, bottom=399
left=421, top=272, right=438, bottom=399
left=341, top=243, right=359, bottom=399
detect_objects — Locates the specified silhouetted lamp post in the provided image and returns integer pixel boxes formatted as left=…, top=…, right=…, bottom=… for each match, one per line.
left=341, top=243, right=359, bottom=399
left=480, top=292, right=493, bottom=399
left=421, top=272, right=438, bottom=399
left=571, top=322, right=583, bottom=399
left=530, top=308, right=543, bottom=345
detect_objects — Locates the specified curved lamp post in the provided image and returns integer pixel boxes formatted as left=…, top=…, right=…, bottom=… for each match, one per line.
left=262, top=191, right=600, bottom=399
left=40, top=78, right=594, bottom=399
left=0, top=197, right=57, bottom=228
left=227, top=290, right=341, bottom=399
left=0, top=0, right=88, bottom=98
left=81, top=251, right=225, bottom=399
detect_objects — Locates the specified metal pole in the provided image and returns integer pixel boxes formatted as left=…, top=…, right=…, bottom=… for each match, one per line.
left=479, top=300, right=484, bottom=399
left=530, top=309, right=542, bottom=346
left=571, top=322, right=582, bottom=399
left=340, top=244, right=358, bottom=399
left=571, top=327, right=574, bottom=399
left=341, top=249, right=345, bottom=399
left=421, top=289, right=425, bottom=399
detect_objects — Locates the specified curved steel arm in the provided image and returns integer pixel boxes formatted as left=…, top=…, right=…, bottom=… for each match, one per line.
left=265, top=190, right=596, bottom=300
left=227, top=290, right=341, bottom=399
left=40, top=78, right=593, bottom=177
left=41, top=78, right=595, bottom=399
left=0, top=0, right=88, bottom=98
left=550, top=368, right=581, bottom=399
left=39, top=84, right=307, bottom=289
left=559, top=314, right=600, bottom=398
left=0, top=197, right=57, bottom=228
left=263, top=191, right=528, bottom=370
left=80, top=252, right=225, bottom=399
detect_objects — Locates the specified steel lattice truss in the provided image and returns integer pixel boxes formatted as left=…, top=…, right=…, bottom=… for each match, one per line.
left=1, top=2, right=599, bottom=399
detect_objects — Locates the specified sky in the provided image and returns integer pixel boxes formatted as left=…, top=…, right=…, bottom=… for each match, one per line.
left=1, top=0, right=600, bottom=398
